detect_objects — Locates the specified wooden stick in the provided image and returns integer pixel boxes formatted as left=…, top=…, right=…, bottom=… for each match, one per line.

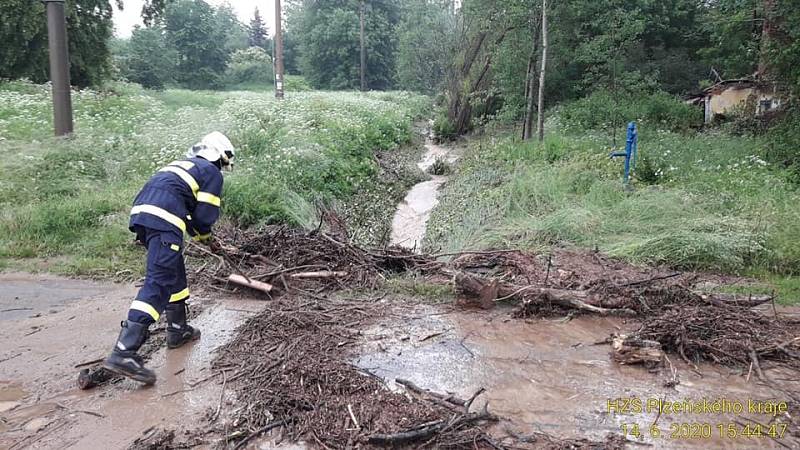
left=74, top=357, right=105, bottom=368
left=430, top=249, right=520, bottom=259
left=347, top=403, right=360, bottom=430
left=748, top=348, right=767, bottom=381
left=228, top=274, right=273, bottom=294
left=233, top=418, right=290, bottom=450
left=367, top=421, right=445, bottom=445
left=290, top=271, right=348, bottom=279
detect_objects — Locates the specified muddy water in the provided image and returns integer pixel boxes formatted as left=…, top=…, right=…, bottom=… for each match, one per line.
left=0, top=273, right=266, bottom=450
left=390, top=140, right=458, bottom=251
left=358, top=305, right=797, bottom=449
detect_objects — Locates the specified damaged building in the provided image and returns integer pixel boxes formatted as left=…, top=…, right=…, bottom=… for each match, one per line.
left=687, top=79, right=783, bottom=123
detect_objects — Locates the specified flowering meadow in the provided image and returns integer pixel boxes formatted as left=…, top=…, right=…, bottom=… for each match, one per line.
left=0, top=80, right=429, bottom=275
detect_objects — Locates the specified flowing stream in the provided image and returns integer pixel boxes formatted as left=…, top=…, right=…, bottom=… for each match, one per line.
left=389, top=139, right=458, bottom=251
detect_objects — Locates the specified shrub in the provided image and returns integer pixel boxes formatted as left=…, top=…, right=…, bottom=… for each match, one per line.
left=560, top=89, right=702, bottom=132
left=427, top=157, right=451, bottom=175
left=225, top=47, right=274, bottom=87
left=284, top=75, right=311, bottom=91
left=765, top=106, right=800, bottom=173
left=433, top=110, right=457, bottom=142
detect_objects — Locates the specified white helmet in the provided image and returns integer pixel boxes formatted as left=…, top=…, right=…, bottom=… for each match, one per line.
left=187, top=131, right=235, bottom=167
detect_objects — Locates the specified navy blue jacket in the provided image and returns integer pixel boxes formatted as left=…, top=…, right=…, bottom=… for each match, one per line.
left=129, top=157, right=223, bottom=239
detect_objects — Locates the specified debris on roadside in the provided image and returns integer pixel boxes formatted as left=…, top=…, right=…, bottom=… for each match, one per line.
left=127, top=225, right=798, bottom=448
left=211, top=295, right=498, bottom=449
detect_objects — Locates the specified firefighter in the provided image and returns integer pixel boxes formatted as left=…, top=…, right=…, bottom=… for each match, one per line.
left=103, top=132, right=235, bottom=385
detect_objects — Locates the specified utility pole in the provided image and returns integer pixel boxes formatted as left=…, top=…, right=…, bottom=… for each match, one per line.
left=274, top=0, right=285, bottom=99
left=43, top=0, right=73, bottom=136
left=535, top=0, right=548, bottom=142
left=360, top=1, right=366, bottom=91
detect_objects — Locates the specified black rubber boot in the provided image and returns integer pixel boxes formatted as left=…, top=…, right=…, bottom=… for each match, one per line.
left=165, top=302, right=201, bottom=349
left=103, top=321, right=156, bottom=385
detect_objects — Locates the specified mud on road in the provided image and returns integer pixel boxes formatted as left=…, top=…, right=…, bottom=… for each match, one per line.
left=0, top=273, right=267, bottom=450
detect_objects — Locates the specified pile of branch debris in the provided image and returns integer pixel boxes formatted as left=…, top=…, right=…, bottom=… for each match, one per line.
left=187, top=225, right=440, bottom=297
left=211, top=295, right=500, bottom=449
left=445, top=252, right=798, bottom=373
left=176, top=226, right=798, bottom=448
left=195, top=226, right=798, bottom=374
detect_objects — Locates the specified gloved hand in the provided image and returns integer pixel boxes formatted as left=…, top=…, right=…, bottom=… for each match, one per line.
left=192, top=231, right=212, bottom=243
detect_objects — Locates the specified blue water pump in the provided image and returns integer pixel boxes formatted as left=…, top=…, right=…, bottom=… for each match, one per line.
left=610, top=122, right=638, bottom=186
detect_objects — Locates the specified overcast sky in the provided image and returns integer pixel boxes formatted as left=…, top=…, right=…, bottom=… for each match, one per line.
left=113, top=0, right=278, bottom=38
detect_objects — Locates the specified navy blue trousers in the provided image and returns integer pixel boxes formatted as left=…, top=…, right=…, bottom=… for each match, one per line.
left=127, top=227, right=189, bottom=325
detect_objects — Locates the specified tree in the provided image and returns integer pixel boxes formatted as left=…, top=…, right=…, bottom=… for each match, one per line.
left=535, top=0, right=548, bottom=142
left=769, top=0, right=800, bottom=94
left=215, top=4, right=249, bottom=55
left=165, top=0, right=228, bottom=89
left=123, top=25, right=176, bottom=90
left=442, top=0, right=530, bottom=135
left=395, top=0, right=456, bottom=94
left=293, top=0, right=400, bottom=90
left=0, top=0, right=115, bottom=87
left=522, top=7, right=542, bottom=140
left=283, top=30, right=301, bottom=74
left=249, top=7, right=269, bottom=49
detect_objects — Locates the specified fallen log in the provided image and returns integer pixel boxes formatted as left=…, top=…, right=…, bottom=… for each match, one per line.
left=367, top=410, right=496, bottom=446
left=228, top=274, right=273, bottom=295
left=396, top=378, right=466, bottom=409
left=694, top=292, right=774, bottom=308
left=455, top=272, right=635, bottom=316
left=611, top=335, right=664, bottom=367
left=367, top=420, right=445, bottom=445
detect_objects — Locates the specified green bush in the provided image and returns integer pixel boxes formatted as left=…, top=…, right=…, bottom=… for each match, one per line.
left=222, top=176, right=293, bottom=226
left=224, top=47, right=274, bottom=88
left=433, top=111, right=457, bottom=141
left=765, top=106, right=800, bottom=173
left=560, top=89, right=702, bottom=132
left=426, top=126, right=800, bottom=276
left=284, top=75, right=311, bottom=92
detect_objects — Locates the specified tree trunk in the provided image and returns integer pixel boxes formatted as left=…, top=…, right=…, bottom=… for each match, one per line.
left=522, top=18, right=541, bottom=140
left=447, top=28, right=513, bottom=136
left=758, top=0, right=777, bottom=80
left=360, top=1, right=366, bottom=91
left=535, top=0, right=548, bottom=142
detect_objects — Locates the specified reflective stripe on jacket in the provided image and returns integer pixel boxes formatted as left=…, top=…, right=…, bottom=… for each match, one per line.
left=129, top=157, right=223, bottom=236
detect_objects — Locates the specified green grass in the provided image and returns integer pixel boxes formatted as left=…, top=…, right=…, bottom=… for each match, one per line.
left=0, top=79, right=430, bottom=277
left=425, top=117, right=800, bottom=305
left=385, top=274, right=456, bottom=303
left=710, top=275, right=800, bottom=306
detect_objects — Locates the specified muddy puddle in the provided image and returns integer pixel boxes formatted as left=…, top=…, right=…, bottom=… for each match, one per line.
left=390, top=140, right=459, bottom=251
left=0, top=273, right=266, bottom=450
left=358, top=305, right=797, bottom=449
